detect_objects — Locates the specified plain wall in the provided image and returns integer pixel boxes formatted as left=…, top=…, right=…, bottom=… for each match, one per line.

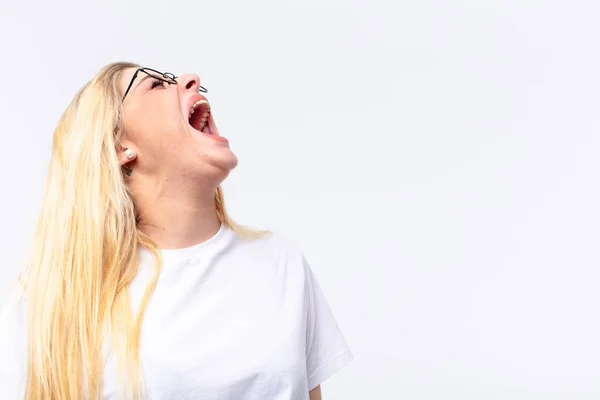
left=1, top=0, right=599, bottom=398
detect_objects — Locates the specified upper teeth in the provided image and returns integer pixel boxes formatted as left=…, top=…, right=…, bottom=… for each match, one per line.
left=190, top=99, right=211, bottom=131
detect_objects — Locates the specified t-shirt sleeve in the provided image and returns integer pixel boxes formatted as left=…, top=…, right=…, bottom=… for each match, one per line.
left=303, top=259, right=353, bottom=390
left=0, top=287, right=27, bottom=399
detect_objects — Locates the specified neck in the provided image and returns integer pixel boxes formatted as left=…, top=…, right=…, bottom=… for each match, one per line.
left=131, top=177, right=222, bottom=249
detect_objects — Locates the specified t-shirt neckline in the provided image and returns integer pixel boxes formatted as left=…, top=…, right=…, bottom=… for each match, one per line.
left=156, top=223, right=232, bottom=264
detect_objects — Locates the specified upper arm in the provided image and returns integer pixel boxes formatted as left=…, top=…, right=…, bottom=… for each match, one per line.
left=0, top=287, right=27, bottom=397
left=303, top=259, right=353, bottom=389
left=309, top=385, right=322, bottom=400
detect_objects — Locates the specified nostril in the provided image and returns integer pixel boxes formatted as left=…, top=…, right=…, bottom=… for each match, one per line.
left=186, top=80, right=196, bottom=90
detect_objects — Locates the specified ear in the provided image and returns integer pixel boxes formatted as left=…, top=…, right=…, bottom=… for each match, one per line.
left=117, top=145, right=137, bottom=166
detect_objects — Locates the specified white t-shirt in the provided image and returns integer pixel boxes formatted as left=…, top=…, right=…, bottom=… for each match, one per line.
left=0, top=225, right=352, bottom=399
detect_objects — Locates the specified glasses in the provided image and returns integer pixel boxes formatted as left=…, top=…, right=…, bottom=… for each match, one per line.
left=121, top=67, right=208, bottom=102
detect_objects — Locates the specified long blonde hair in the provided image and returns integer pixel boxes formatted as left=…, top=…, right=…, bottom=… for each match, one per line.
left=19, top=62, right=261, bottom=399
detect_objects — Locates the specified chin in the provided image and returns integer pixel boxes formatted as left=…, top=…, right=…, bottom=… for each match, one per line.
left=205, top=148, right=239, bottom=178
left=222, top=150, right=239, bottom=171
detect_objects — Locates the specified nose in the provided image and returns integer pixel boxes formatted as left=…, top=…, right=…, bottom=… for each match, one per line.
left=178, top=73, right=204, bottom=93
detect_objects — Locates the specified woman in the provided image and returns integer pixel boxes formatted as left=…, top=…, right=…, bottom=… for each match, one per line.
left=0, top=62, right=352, bottom=399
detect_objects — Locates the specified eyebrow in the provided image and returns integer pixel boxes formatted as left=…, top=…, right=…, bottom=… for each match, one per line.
left=132, top=73, right=154, bottom=93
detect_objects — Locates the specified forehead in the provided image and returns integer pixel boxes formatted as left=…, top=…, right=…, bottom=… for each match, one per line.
left=119, top=67, right=141, bottom=94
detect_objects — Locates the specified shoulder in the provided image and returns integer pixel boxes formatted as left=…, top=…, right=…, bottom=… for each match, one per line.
left=0, top=282, right=27, bottom=323
left=0, top=283, right=27, bottom=339
left=0, top=284, right=27, bottom=382
left=229, top=229, right=310, bottom=276
left=233, top=229, right=306, bottom=260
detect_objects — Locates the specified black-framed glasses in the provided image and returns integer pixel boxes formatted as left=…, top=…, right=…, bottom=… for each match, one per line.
left=121, top=67, right=208, bottom=102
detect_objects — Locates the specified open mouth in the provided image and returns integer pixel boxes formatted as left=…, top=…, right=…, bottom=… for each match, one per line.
left=189, top=99, right=212, bottom=134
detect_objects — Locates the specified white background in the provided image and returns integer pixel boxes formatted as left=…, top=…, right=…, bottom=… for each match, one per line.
left=1, top=0, right=599, bottom=398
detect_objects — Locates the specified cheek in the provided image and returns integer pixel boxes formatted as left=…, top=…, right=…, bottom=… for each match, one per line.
left=144, top=102, right=181, bottom=132
left=126, top=105, right=185, bottom=149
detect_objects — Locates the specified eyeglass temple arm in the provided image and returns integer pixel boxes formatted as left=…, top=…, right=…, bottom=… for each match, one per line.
left=121, top=69, right=141, bottom=102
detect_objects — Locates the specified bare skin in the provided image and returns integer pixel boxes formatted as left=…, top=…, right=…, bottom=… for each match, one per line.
left=309, top=385, right=322, bottom=400
left=117, top=68, right=323, bottom=398
left=118, top=68, right=237, bottom=249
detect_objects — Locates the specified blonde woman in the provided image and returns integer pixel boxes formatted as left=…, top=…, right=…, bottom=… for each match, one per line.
left=0, top=62, right=352, bottom=399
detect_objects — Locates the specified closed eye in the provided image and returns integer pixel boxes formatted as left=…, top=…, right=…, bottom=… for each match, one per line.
left=150, top=79, right=164, bottom=89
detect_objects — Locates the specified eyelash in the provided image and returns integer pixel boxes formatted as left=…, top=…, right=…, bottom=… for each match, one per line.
left=150, top=80, right=164, bottom=89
